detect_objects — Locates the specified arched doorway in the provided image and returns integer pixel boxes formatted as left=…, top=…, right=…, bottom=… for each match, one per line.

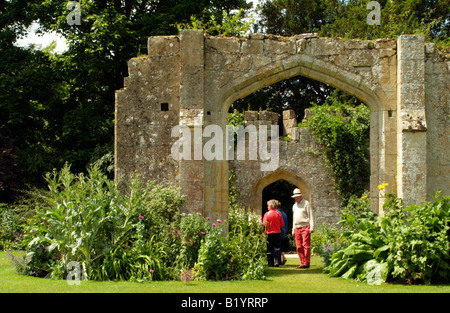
left=251, top=169, right=310, bottom=217
left=262, top=179, right=296, bottom=232
left=214, top=47, right=392, bottom=216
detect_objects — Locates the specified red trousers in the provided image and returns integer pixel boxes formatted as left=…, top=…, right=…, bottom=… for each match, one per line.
left=294, top=226, right=311, bottom=266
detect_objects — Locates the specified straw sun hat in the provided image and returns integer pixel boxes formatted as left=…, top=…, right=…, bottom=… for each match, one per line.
left=291, top=188, right=303, bottom=198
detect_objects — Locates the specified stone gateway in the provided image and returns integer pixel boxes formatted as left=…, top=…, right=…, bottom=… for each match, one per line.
left=115, top=30, right=449, bottom=225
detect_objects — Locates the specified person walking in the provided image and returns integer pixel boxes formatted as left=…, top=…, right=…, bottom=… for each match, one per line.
left=291, top=188, right=314, bottom=269
left=262, top=199, right=284, bottom=267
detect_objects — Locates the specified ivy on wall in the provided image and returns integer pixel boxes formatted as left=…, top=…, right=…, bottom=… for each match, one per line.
left=302, top=99, right=370, bottom=206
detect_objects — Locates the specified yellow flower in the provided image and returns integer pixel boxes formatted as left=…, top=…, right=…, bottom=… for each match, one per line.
left=378, top=184, right=384, bottom=190
left=362, top=195, right=367, bottom=199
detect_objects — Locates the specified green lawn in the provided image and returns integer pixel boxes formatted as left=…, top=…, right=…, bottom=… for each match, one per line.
left=1, top=252, right=449, bottom=293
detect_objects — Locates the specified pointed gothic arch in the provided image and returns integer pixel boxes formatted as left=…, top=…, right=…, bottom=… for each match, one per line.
left=251, top=169, right=310, bottom=218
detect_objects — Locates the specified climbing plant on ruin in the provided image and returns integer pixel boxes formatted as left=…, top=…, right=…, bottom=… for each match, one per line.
left=302, top=93, right=370, bottom=205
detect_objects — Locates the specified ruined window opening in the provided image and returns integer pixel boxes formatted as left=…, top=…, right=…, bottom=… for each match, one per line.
left=161, top=103, right=169, bottom=111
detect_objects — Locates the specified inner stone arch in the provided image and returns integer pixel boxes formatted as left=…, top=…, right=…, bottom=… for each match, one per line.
left=262, top=179, right=297, bottom=218
left=254, top=169, right=310, bottom=218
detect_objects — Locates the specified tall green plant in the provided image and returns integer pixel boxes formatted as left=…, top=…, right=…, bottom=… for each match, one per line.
left=23, top=163, right=184, bottom=281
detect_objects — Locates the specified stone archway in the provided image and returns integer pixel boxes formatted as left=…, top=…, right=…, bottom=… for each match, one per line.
left=115, top=30, right=449, bottom=225
left=252, top=169, right=309, bottom=218
left=205, top=32, right=394, bottom=217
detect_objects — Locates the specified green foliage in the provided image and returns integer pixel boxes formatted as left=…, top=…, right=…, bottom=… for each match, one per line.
left=194, top=207, right=267, bottom=281
left=257, top=0, right=332, bottom=35
left=0, top=204, right=22, bottom=250
left=14, top=164, right=266, bottom=282
left=382, top=191, right=450, bottom=284
left=227, top=109, right=246, bottom=128
left=324, top=191, right=450, bottom=285
left=258, top=0, right=449, bottom=45
left=22, top=163, right=184, bottom=281
left=339, top=191, right=372, bottom=233
left=227, top=207, right=267, bottom=280
left=302, top=97, right=370, bottom=204
left=1, top=0, right=251, bottom=189
left=176, top=9, right=254, bottom=37
left=311, top=223, right=342, bottom=266
left=319, top=0, right=450, bottom=44
left=194, top=223, right=229, bottom=280
left=175, top=213, right=211, bottom=270
left=0, top=186, right=49, bottom=250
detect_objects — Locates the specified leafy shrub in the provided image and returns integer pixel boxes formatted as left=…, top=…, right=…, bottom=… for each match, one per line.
left=323, top=190, right=450, bottom=285
left=16, top=164, right=267, bottom=282
left=1, top=187, right=48, bottom=250
left=339, top=191, right=372, bottom=233
left=23, top=163, right=184, bottom=281
left=323, top=213, right=388, bottom=283
left=311, top=223, right=342, bottom=267
left=227, top=207, right=267, bottom=280
left=175, top=9, right=253, bottom=37
left=382, top=192, right=450, bottom=284
left=194, top=208, right=267, bottom=281
left=175, top=213, right=211, bottom=271
left=0, top=204, right=22, bottom=250
left=194, top=222, right=228, bottom=280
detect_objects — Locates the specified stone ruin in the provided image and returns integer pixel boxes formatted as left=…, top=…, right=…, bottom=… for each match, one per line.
left=115, top=30, right=449, bottom=226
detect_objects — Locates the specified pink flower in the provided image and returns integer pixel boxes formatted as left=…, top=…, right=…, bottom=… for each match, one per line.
left=201, top=232, right=206, bottom=235
left=212, top=223, right=216, bottom=227
left=217, top=219, right=222, bottom=223
left=207, top=217, right=211, bottom=221
left=150, top=269, right=154, bottom=273
left=138, top=216, right=144, bottom=220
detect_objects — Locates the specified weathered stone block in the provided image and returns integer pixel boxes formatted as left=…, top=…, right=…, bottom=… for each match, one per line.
left=283, top=110, right=296, bottom=119
left=283, top=118, right=297, bottom=133
left=400, top=109, right=427, bottom=131
left=244, top=111, right=258, bottom=121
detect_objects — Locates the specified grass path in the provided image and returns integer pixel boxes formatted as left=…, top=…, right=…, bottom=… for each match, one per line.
left=1, top=252, right=449, bottom=293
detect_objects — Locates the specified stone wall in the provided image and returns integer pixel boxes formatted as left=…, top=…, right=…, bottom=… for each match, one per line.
left=115, top=35, right=181, bottom=187
left=424, top=44, right=450, bottom=199
left=231, top=110, right=341, bottom=225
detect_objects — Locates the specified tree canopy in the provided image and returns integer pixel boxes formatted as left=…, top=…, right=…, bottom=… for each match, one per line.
left=0, top=0, right=250, bottom=201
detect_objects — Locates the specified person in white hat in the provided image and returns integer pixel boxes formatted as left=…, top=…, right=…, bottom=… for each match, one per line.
left=291, top=188, right=314, bottom=269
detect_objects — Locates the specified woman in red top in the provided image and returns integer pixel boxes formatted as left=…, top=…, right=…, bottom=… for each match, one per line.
left=262, top=199, right=284, bottom=267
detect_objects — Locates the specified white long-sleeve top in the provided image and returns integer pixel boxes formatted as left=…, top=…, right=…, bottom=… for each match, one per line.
left=292, top=199, right=314, bottom=232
